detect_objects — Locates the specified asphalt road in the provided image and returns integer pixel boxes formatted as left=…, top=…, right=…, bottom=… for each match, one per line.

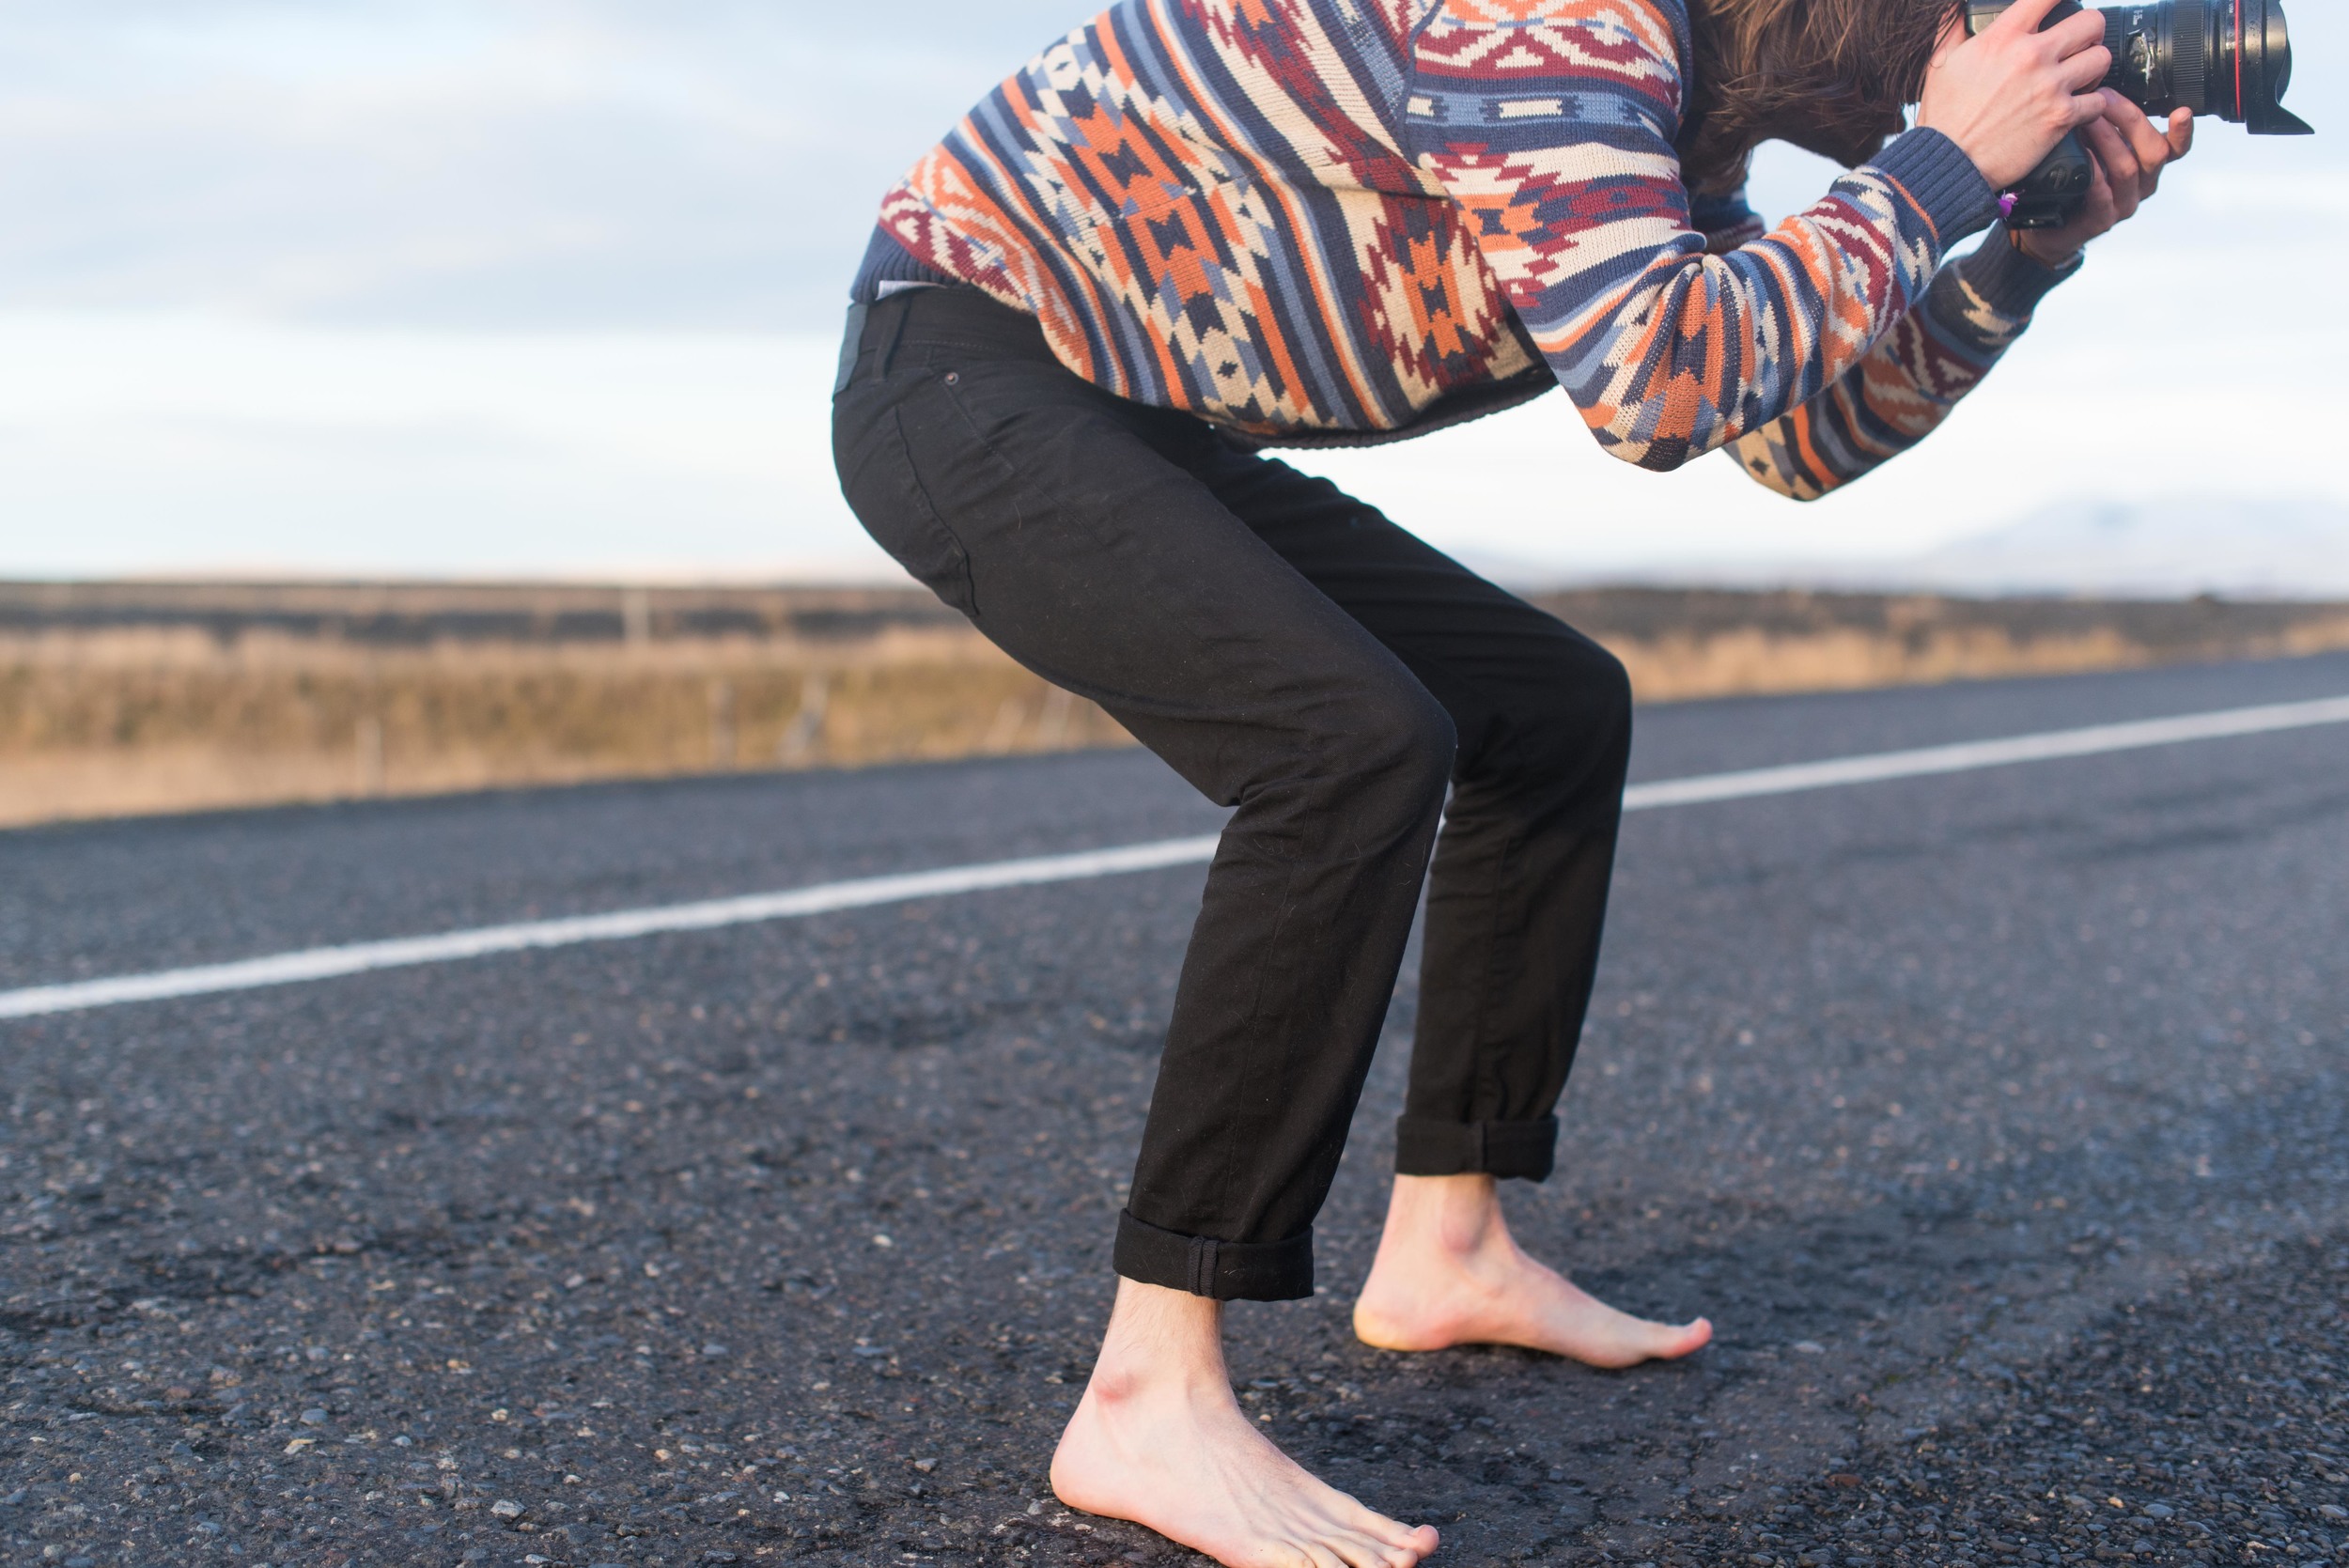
left=3, top=652, right=2346, bottom=1568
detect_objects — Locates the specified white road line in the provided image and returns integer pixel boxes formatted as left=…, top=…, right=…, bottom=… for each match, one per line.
left=0, top=836, right=1224, bottom=1022
left=5, top=692, right=2347, bottom=1023
left=1617, top=693, right=2349, bottom=811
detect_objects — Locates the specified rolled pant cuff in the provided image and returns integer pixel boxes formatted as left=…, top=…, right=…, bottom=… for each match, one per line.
left=1393, top=1115, right=1558, bottom=1180
left=1112, top=1210, right=1314, bottom=1301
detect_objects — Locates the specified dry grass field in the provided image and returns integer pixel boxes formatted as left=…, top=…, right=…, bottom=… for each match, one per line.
left=6, top=579, right=2348, bottom=828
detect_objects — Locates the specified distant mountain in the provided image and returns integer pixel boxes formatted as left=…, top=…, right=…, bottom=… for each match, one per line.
left=1513, top=498, right=2349, bottom=598
left=1891, top=498, right=2349, bottom=598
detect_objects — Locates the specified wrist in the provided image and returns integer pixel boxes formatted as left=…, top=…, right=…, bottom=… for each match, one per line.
left=2011, top=227, right=2080, bottom=268
left=1964, top=221, right=2080, bottom=317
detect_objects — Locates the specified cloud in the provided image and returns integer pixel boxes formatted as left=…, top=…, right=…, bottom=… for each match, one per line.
left=5, top=0, right=2338, bottom=333
left=0, top=0, right=2341, bottom=580
left=0, top=0, right=1081, bottom=330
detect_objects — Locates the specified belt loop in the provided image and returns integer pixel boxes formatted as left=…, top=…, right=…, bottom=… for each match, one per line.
left=832, top=301, right=871, bottom=396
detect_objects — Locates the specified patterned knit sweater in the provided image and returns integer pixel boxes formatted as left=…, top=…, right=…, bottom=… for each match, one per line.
left=857, top=0, right=2078, bottom=499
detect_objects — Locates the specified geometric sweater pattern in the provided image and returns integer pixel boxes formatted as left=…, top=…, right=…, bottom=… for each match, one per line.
left=865, top=0, right=2078, bottom=498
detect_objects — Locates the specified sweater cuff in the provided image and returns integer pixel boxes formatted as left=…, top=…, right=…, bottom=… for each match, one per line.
left=1956, top=222, right=2083, bottom=316
left=1868, top=128, right=2000, bottom=252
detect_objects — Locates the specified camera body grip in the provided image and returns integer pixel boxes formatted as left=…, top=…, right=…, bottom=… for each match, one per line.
left=2000, top=130, right=2097, bottom=229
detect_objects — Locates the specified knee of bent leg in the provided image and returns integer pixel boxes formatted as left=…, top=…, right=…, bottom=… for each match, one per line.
left=1509, top=633, right=1633, bottom=777
left=1324, top=672, right=1456, bottom=816
left=1579, top=639, right=1634, bottom=738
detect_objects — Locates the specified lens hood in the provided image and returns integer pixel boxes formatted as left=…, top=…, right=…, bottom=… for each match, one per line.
left=2233, top=0, right=2312, bottom=134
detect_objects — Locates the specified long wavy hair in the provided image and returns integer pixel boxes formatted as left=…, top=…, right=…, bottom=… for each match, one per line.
left=1678, top=0, right=1964, bottom=192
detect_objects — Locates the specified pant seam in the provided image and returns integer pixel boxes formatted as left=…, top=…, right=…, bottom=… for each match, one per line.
left=1460, top=735, right=1535, bottom=1128
left=1219, top=845, right=1309, bottom=1239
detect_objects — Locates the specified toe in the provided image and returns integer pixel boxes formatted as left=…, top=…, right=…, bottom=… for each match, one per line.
left=1258, top=1538, right=1330, bottom=1568
left=1327, top=1529, right=1417, bottom=1568
left=1664, top=1316, right=1714, bottom=1356
left=1336, top=1498, right=1423, bottom=1550
left=1375, top=1514, right=1437, bottom=1551
left=1354, top=1518, right=1439, bottom=1564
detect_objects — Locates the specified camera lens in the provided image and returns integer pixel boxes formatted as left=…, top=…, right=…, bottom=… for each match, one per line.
left=1962, top=0, right=2310, bottom=132
left=2095, top=1, right=2208, bottom=115
left=2092, top=0, right=2310, bottom=132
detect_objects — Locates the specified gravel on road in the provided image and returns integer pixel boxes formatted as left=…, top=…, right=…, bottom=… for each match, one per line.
left=3, top=652, right=2345, bottom=1568
left=1657, top=1233, right=2348, bottom=1568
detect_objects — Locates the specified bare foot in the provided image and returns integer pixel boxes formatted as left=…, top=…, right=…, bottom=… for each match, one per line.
left=1352, top=1173, right=1712, bottom=1369
left=1052, top=1278, right=1441, bottom=1568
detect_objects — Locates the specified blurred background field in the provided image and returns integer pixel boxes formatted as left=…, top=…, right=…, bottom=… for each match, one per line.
left=8, top=579, right=2347, bottom=828
left=7, top=5, right=2346, bottom=830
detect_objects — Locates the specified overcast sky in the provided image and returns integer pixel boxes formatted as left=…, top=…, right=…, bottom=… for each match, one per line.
left=2, top=0, right=2342, bottom=581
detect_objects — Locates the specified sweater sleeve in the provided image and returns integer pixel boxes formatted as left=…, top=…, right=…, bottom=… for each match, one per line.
left=1403, top=0, right=1999, bottom=473
left=1688, top=185, right=1768, bottom=254
left=1727, top=226, right=2079, bottom=498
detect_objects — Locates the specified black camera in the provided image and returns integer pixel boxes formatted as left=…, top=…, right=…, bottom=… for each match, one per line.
left=1964, top=0, right=2312, bottom=229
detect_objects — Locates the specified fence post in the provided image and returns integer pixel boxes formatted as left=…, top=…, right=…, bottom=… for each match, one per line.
left=708, top=677, right=737, bottom=768
left=1037, top=685, right=1074, bottom=750
left=355, top=715, right=385, bottom=797
left=984, top=692, right=1027, bottom=753
left=777, top=672, right=830, bottom=767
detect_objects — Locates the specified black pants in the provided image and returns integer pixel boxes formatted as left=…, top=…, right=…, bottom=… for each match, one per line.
left=832, top=287, right=1631, bottom=1301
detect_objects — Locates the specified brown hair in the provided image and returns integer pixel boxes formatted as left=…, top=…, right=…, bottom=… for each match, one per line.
left=1677, top=0, right=1962, bottom=193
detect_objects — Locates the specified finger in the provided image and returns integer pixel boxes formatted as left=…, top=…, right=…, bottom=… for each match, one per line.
left=2082, top=116, right=2142, bottom=187
left=2084, top=147, right=2121, bottom=228
left=2083, top=119, right=2141, bottom=219
left=2067, top=89, right=2110, bottom=132
left=2096, top=87, right=2143, bottom=135
left=2044, top=8, right=2112, bottom=56
left=2060, top=42, right=2115, bottom=92
left=2126, top=122, right=2170, bottom=198
left=2107, top=92, right=2174, bottom=172
left=2080, top=123, right=2138, bottom=218
left=1991, top=0, right=2077, bottom=38
left=2093, top=92, right=2137, bottom=150
left=2088, top=115, right=2145, bottom=187
left=2167, top=108, right=2195, bottom=161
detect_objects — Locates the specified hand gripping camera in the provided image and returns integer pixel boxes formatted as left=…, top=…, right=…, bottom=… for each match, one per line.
left=1964, top=0, right=2313, bottom=229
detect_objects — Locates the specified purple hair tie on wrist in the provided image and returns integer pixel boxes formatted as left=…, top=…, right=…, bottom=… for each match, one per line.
left=1999, top=193, right=2019, bottom=218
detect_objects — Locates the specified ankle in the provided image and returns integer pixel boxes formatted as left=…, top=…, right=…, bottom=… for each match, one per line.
left=1085, top=1278, right=1230, bottom=1405
left=1380, top=1172, right=1509, bottom=1262
left=1085, top=1347, right=1228, bottom=1406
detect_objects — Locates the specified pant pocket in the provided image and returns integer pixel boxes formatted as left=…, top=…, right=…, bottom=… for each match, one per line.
left=833, top=397, right=978, bottom=618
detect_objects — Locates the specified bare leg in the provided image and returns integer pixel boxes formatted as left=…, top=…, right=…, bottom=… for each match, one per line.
left=1052, top=1278, right=1442, bottom=1568
left=1352, top=1173, right=1712, bottom=1368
